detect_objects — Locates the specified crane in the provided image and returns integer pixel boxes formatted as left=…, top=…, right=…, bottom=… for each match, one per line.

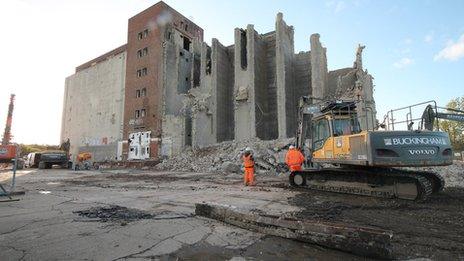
left=1, top=94, right=15, bottom=145
left=0, top=94, right=19, bottom=165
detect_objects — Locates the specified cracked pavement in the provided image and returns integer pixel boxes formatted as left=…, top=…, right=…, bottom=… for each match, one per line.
left=0, top=169, right=361, bottom=260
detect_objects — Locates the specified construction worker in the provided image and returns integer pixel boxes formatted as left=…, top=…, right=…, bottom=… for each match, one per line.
left=242, top=147, right=255, bottom=186
left=285, top=145, right=305, bottom=172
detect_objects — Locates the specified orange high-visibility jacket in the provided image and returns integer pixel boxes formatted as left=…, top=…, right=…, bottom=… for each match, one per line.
left=285, top=149, right=305, bottom=167
left=243, top=154, right=254, bottom=168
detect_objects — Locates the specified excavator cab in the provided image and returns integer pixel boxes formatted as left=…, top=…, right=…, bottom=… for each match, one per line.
left=311, top=101, right=361, bottom=150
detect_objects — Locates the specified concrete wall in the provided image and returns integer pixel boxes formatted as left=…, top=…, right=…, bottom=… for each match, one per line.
left=191, top=42, right=214, bottom=148
left=160, top=29, right=192, bottom=156
left=234, top=26, right=256, bottom=140
left=293, top=51, right=311, bottom=102
left=276, top=13, right=297, bottom=138
left=61, top=51, right=126, bottom=160
left=310, top=34, right=328, bottom=100
left=213, top=40, right=235, bottom=142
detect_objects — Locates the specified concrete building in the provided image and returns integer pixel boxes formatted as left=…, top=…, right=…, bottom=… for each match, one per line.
left=61, top=45, right=126, bottom=162
left=61, top=1, right=376, bottom=162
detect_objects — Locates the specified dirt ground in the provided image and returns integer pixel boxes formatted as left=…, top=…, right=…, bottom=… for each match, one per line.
left=0, top=168, right=463, bottom=260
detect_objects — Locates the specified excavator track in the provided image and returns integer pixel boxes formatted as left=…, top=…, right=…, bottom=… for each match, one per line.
left=289, top=168, right=441, bottom=201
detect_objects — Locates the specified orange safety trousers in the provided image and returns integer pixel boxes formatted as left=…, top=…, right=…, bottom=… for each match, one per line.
left=244, top=167, right=255, bottom=185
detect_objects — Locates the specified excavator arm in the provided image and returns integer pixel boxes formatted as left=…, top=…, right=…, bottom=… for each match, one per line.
left=422, top=105, right=464, bottom=130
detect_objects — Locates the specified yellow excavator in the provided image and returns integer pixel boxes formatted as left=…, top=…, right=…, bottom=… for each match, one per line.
left=291, top=97, right=456, bottom=201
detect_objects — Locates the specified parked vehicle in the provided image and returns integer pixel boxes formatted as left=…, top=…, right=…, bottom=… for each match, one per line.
left=38, top=150, right=69, bottom=169
left=25, top=152, right=41, bottom=168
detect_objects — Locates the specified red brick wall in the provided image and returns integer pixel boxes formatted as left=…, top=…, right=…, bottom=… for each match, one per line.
left=123, top=1, right=203, bottom=159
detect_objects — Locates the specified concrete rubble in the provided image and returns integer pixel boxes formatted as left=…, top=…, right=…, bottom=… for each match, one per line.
left=418, top=161, right=464, bottom=188
left=155, top=138, right=293, bottom=174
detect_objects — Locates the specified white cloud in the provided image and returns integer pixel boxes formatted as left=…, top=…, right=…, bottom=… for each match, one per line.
left=424, top=31, right=434, bottom=43
left=393, top=57, right=414, bottom=68
left=434, top=34, right=464, bottom=61
left=326, top=1, right=346, bottom=14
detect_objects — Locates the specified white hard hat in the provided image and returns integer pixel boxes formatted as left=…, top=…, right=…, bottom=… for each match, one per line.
left=245, top=147, right=252, bottom=151
left=289, top=145, right=295, bottom=149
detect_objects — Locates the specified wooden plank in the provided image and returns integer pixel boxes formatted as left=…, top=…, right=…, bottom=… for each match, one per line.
left=195, top=203, right=393, bottom=259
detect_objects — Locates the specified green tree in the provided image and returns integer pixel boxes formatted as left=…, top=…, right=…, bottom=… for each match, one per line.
left=439, top=97, right=464, bottom=152
left=18, top=144, right=59, bottom=157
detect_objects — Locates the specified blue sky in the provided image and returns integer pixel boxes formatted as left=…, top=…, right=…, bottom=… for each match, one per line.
left=0, top=0, right=463, bottom=144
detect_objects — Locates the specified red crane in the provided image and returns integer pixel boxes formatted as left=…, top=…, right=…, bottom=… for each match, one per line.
left=2, top=94, right=15, bottom=146
left=0, top=94, right=17, bottom=164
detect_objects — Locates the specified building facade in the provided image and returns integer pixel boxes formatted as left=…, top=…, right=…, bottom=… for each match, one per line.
left=61, top=1, right=376, bottom=162
left=61, top=45, right=126, bottom=162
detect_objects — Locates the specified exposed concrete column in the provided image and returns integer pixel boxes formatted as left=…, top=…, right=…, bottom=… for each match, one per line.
left=310, top=34, right=328, bottom=100
left=234, top=26, right=256, bottom=141
left=275, top=12, right=296, bottom=138
left=191, top=42, right=214, bottom=148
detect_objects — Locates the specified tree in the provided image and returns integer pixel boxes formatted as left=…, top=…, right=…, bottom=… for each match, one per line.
left=439, top=97, right=464, bottom=152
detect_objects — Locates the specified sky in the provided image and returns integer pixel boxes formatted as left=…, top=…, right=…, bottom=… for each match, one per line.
left=0, top=0, right=463, bottom=145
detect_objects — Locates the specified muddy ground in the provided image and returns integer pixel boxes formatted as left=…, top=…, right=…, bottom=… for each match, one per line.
left=1, top=168, right=463, bottom=260
left=289, top=187, right=464, bottom=260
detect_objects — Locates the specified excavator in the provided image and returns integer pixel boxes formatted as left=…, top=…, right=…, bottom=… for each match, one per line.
left=291, top=97, right=462, bottom=201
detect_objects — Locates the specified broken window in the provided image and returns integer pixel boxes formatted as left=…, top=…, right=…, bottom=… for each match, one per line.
left=135, top=110, right=140, bottom=118
left=240, top=29, right=247, bottom=69
left=141, top=88, right=146, bottom=97
left=205, top=47, right=212, bottom=75
left=141, top=109, right=146, bottom=117
left=138, top=29, right=149, bottom=40
left=136, top=90, right=141, bottom=98
left=137, top=68, right=148, bottom=77
left=137, top=48, right=148, bottom=58
left=183, top=36, right=191, bottom=51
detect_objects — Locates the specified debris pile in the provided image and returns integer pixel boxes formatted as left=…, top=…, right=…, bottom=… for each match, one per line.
left=74, top=205, right=154, bottom=222
left=422, top=161, right=464, bottom=188
left=156, top=139, right=294, bottom=174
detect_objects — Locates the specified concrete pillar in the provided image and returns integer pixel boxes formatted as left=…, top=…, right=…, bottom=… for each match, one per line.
left=191, top=42, right=214, bottom=148
left=234, top=26, right=256, bottom=141
left=310, top=34, right=328, bottom=100
left=275, top=12, right=296, bottom=138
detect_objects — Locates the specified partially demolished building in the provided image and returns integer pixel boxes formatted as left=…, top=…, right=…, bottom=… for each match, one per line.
left=61, top=1, right=376, bottom=161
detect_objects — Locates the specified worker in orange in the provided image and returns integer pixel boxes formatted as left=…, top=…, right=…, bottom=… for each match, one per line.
left=285, top=145, right=305, bottom=172
left=242, top=147, right=255, bottom=186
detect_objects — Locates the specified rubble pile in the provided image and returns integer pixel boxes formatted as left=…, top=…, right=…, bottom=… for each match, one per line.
left=156, top=138, right=294, bottom=174
left=423, top=161, right=464, bottom=188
